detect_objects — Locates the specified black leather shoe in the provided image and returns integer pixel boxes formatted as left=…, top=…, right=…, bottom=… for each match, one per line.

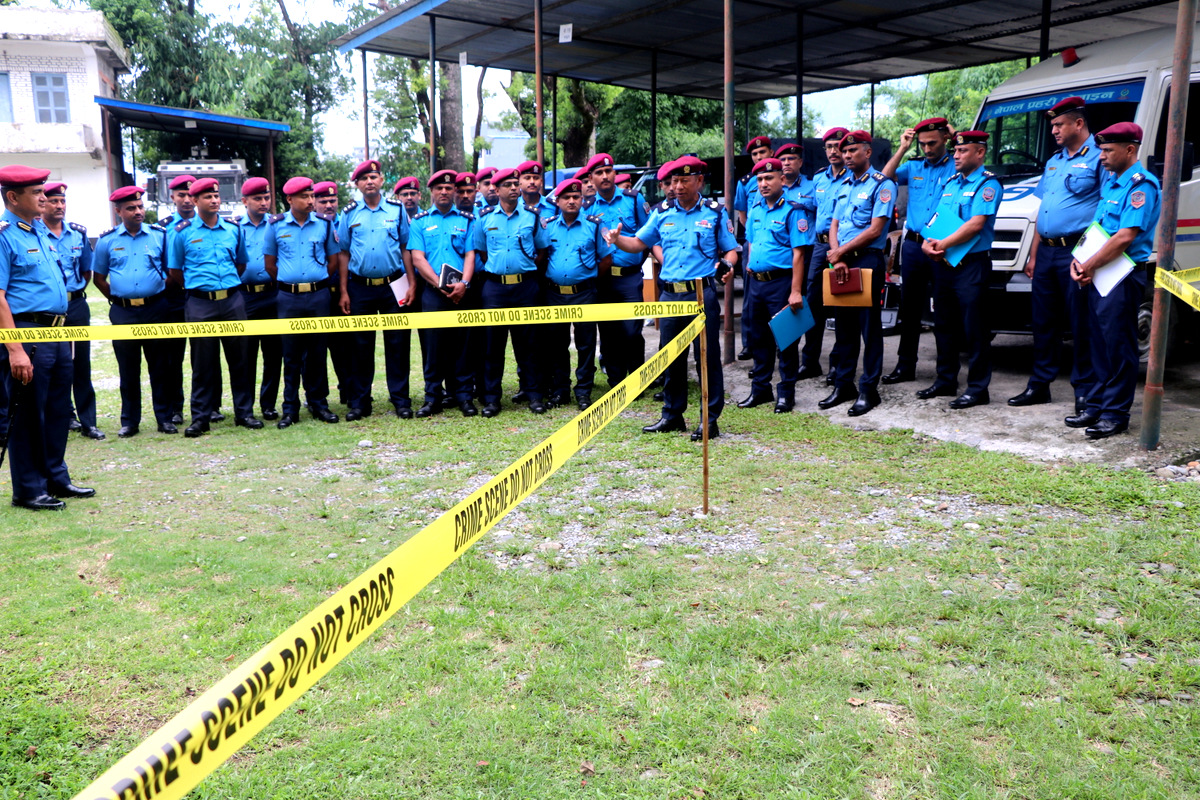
left=642, top=416, right=686, bottom=434
left=881, top=366, right=915, bottom=385
left=49, top=483, right=96, bottom=499
left=117, top=425, right=139, bottom=438
left=652, top=391, right=664, bottom=401
left=68, top=418, right=83, bottom=432
left=459, top=400, right=479, bottom=417
left=481, top=403, right=501, bottom=418
left=737, top=393, right=774, bottom=409
left=211, top=410, right=226, bottom=423
left=511, top=390, right=529, bottom=404
left=394, top=406, right=414, bottom=419
left=1007, top=386, right=1051, bottom=407
left=1065, top=411, right=1100, bottom=428
left=80, top=426, right=106, bottom=440
left=549, top=392, right=571, bottom=406
left=310, top=407, right=339, bottom=423
left=949, top=391, right=990, bottom=410
left=825, top=373, right=835, bottom=386
left=276, top=415, right=298, bottom=429
left=262, top=408, right=279, bottom=421
left=577, top=396, right=591, bottom=411
left=184, top=421, right=210, bottom=438
left=236, top=416, right=264, bottom=429
left=529, top=400, right=548, bottom=414
left=818, top=386, right=857, bottom=410
left=774, top=398, right=794, bottom=414
left=157, top=422, right=178, bottom=434
left=415, top=402, right=442, bottom=418
left=1085, top=419, right=1129, bottom=440
left=345, top=408, right=366, bottom=422
left=1075, top=396, right=1088, bottom=415
left=691, top=421, right=720, bottom=441
left=736, top=347, right=752, bottom=361
left=916, top=383, right=958, bottom=399
left=171, top=412, right=184, bottom=425
left=848, top=388, right=881, bottom=417
left=796, top=365, right=823, bottom=380
left=12, top=494, right=65, bottom=511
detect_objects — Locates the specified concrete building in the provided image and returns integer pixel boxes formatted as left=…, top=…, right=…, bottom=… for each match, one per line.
left=477, top=123, right=531, bottom=169
left=0, top=7, right=130, bottom=234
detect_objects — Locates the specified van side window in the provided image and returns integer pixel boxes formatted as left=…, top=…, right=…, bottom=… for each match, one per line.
left=1151, top=80, right=1200, bottom=177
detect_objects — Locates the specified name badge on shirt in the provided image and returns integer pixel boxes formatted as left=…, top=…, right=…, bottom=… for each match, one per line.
left=857, top=192, right=868, bottom=200
left=696, top=219, right=712, bottom=229
left=426, top=225, right=438, bottom=231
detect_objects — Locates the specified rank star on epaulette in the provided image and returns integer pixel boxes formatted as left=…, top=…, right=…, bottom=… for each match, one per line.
left=541, top=216, right=554, bottom=228
left=175, top=219, right=191, bottom=232
left=268, top=214, right=286, bottom=224
left=150, top=224, right=166, bottom=232
left=100, top=226, right=117, bottom=237
left=69, top=222, right=86, bottom=234
left=343, top=201, right=360, bottom=213
left=0, top=222, right=8, bottom=233
left=586, top=214, right=603, bottom=225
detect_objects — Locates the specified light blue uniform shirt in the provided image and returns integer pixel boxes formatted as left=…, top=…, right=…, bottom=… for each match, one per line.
left=407, top=206, right=475, bottom=277
left=237, top=215, right=272, bottom=284
left=337, top=199, right=410, bottom=279
left=587, top=189, right=649, bottom=269
left=92, top=224, right=168, bottom=299
left=169, top=215, right=248, bottom=291
left=543, top=212, right=612, bottom=285
left=1095, top=160, right=1160, bottom=263
left=46, top=222, right=92, bottom=292
left=472, top=203, right=548, bottom=275
left=833, top=170, right=897, bottom=251
left=746, top=195, right=813, bottom=272
left=733, top=173, right=761, bottom=214
left=933, top=165, right=1003, bottom=253
left=813, top=165, right=847, bottom=235
left=0, top=211, right=68, bottom=315
left=1035, top=136, right=1104, bottom=237
left=634, top=197, right=738, bottom=283
left=263, top=211, right=339, bottom=284
left=783, top=174, right=818, bottom=216
left=894, top=153, right=956, bottom=231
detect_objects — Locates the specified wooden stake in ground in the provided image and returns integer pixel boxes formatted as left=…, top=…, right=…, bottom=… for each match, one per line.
left=696, top=281, right=710, bottom=514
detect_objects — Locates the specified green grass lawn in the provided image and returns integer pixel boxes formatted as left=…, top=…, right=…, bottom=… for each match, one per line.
left=2, top=308, right=1199, bottom=799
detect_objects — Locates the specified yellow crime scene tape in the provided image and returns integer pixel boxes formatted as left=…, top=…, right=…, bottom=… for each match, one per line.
left=1155, top=266, right=1200, bottom=312
left=72, top=312, right=707, bottom=800
left=0, top=301, right=701, bottom=343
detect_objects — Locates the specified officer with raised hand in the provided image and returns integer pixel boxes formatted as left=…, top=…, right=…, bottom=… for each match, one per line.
left=586, top=152, right=650, bottom=387
left=542, top=177, right=613, bottom=410
left=236, top=177, right=282, bottom=422
left=92, top=186, right=174, bottom=437
left=169, top=178, right=259, bottom=437
left=881, top=117, right=956, bottom=385
left=733, top=136, right=773, bottom=229
left=41, top=182, right=103, bottom=441
left=737, top=158, right=812, bottom=414
left=1069, top=122, right=1160, bottom=440
left=0, top=165, right=93, bottom=510
left=1011, top=97, right=1103, bottom=415
left=337, top=160, right=416, bottom=421
left=394, top=177, right=423, bottom=218
left=919, top=131, right=1003, bottom=409
left=475, top=167, right=499, bottom=211
left=798, top=126, right=849, bottom=384
left=518, top=161, right=558, bottom=215
left=606, top=156, right=738, bottom=441
left=472, top=166, right=550, bottom=417
left=409, top=170, right=478, bottom=418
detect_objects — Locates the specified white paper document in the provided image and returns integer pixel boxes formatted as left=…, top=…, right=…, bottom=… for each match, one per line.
left=1072, top=221, right=1136, bottom=298
left=389, top=272, right=411, bottom=306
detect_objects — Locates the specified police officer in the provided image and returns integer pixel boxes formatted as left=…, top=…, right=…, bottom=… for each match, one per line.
left=518, top=161, right=558, bottom=214
left=918, top=131, right=1003, bottom=409
left=586, top=152, right=650, bottom=386
left=235, top=177, right=282, bottom=421
left=737, top=158, right=812, bottom=414
left=475, top=167, right=499, bottom=211
left=0, top=165, right=93, bottom=510
left=798, top=126, right=849, bottom=384
left=472, top=166, right=550, bottom=417
left=542, top=177, right=613, bottom=410
left=734, top=136, right=773, bottom=229
left=1069, top=122, right=1160, bottom=439
left=1011, top=97, right=1103, bottom=414
left=313, top=180, right=355, bottom=409
left=314, top=181, right=340, bottom=217
left=337, top=160, right=416, bottom=421
left=41, top=182, right=104, bottom=440
left=823, top=131, right=897, bottom=417
left=455, top=172, right=479, bottom=214
left=606, top=155, right=738, bottom=440
left=882, top=117, right=956, bottom=384
left=776, top=143, right=817, bottom=210
left=615, top=175, right=633, bottom=192
left=169, top=177, right=260, bottom=436
left=409, top=170, right=478, bottom=418
left=92, top=186, right=174, bottom=437
left=394, top=177, right=423, bottom=218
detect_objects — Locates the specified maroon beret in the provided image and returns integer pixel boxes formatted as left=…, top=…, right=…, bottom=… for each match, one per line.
left=516, top=160, right=543, bottom=176
left=168, top=174, right=197, bottom=191
left=1094, top=122, right=1143, bottom=145
left=822, top=127, right=850, bottom=143
left=475, top=167, right=497, bottom=182
left=428, top=169, right=458, bottom=188
left=43, top=182, right=67, bottom=197
left=669, top=156, right=707, bottom=177
left=774, top=143, right=803, bottom=158
left=188, top=178, right=220, bottom=197
left=312, top=181, right=338, bottom=199
left=455, top=171, right=477, bottom=187
left=0, top=165, right=51, bottom=188
left=109, top=185, right=145, bottom=204
left=1047, top=97, right=1085, bottom=119
left=352, top=159, right=383, bottom=181
left=656, top=160, right=677, bottom=182
left=913, top=117, right=949, bottom=134
left=241, top=177, right=270, bottom=197
left=952, top=130, right=990, bottom=146
left=582, top=153, right=614, bottom=175
left=554, top=178, right=583, bottom=196
left=751, top=158, right=783, bottom=176
left=839, top=130, right=873, bottom=150
left=393, top=177, right=419, bottom=193
left=492, top=167, right=520, bottom=186
left=746, top=135, right=772, bottom=153
left=281, top=177, right=313, bottom=196
left=615, top=174, right=632, bottom=184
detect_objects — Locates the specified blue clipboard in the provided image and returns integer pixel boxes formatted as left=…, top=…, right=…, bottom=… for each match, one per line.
left=920, top=212, right=980, bottom=267
left=769, top=303, right=816, bottom=350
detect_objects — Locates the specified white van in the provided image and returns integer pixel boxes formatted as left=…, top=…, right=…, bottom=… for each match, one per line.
left=972, top=24, right=1199, bottom=357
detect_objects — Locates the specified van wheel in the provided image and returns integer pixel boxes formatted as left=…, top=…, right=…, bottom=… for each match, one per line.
left=1138, top=295, right=1176, bottom=364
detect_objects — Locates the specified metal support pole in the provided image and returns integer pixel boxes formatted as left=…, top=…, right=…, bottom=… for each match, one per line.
left=266, top=136, right=276, bottom=208
left=429, top=16, right=437, bottom=174
left=362, top=49, right=370, bottom=160
left=722, top=0, right=735, bottom=363
left=869, top=82, right=876, bottom=137
left=1039, top=0, right=1052, bottom=61
left=696, top=282, right=710, bottom=514
left=1141, top=0, right=1196, bottom=450
left=795, top=11, right=803, bottom=142
left=534, top=0, right=545, bottom=165
left=552, top=75, right=558, bottom=172
left=650, top=50, right=658, bottom=166
left=742, top=101, right=749, bottom=144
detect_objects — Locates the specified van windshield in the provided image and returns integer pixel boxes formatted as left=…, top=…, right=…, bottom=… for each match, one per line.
left=976, top=80, right=1143, bottom=184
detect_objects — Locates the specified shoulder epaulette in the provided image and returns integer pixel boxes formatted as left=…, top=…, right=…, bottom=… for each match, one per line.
left=228, top=214, right=242, bottom=224
left=268, top=213, right=286, bottom=224
left=411, top=209, right=430, bottom=220
left=870, top=172, right=886, bottom=182
left=704, top=198, right=720, bottom=210
left=174, top=219, right=191, bottom=232
left=582, top=196, right=595, bottom=209
left=622, top=188, right=639, bottom=198
left=385, top=198, right=403, bottom=207
left=1079, top=145, right=1090, bottom=156
left=655, top=199, right=671, bottom=212
left=149, top=223, right=166, bottom=233
left=69, top=222, right=87, bottom=235
left=458, top=209, right=475, bottom=221
left=479, top=205, right=496, bottom=217
left=983, top=170, right=997, bottom=179
left=739, top=173, right=754, bottom=185
left=315, top=212, right=335, bottom=223
left=586, top=214, right=603, bottom=225
left=159, top=214, right=175, bottom=227
left=525, top=203, right=542, bottom=215
left=99, top=226, right=118, bottom=238
left=1132, top=172, right=1146, bottom=184
left=343, top=200, right=359, bottom=213
left=16, top=220, right=32, bottom=232
left=787, top=200, right=803, bottom=210
left=0, top=221, right=8, bottom=234
left=907, top=155, right=923, bottom=161
left=541, top=215, right=557, bottom=228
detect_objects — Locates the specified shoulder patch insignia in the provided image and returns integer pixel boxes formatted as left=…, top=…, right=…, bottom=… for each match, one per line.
left=797, top=217, right=809, bottom=233
left=343, top=200, right=359, bottom=213
left=69, top=222, right=87, bottom=234
left=981, top=186, right=996, bottom=202
left=726, top=219, right=735, bottom=234
left=175, top=219, right=191, bottom=232
left=1131, top=190, right=1146, bottom=209
left=268, top=213, right=286, bottom=224
left=879, top=188, right=892, bottom=203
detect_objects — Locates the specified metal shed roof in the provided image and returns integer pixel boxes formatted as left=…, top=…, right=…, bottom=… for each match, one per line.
left=93, top=97, right=290, bottom=141
left=333, top=0, right=1179, bottom=102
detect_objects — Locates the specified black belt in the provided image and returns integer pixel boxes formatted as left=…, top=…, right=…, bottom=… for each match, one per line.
left=13, top=311, right=67, bottom=326
left=485, top=272, right=532, bottom=285
left=816, top=233, right=830, bottom=244
left=240, top=281, right=276, bottom=294
left=662, top=279, right=708, bottom=294
left=609, top=265, right=640, bottom=277
left=68, top=290, right=87, bottom=301
left=835, top=248, right=882, bottom=263
left=280, top=278, right=332, bottom=294
left=349, top=270, right=404, bottom=287
left=747, top=268, right=790, bottom=282
left=188, top=288, right=237, bottom=301
left=112, top=291, right=164, bottom=309
left=547, top=278, right=596, bottom=295
left=903, top=230, right=925, bottom=245
left=1040, top=232, right=1085, bottom=249
left=957, top=250, right=992, bottom=263
left=1132, top=261, right=1150, bottom=272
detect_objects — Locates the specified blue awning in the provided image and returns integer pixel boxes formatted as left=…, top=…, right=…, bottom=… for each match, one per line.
left=94, top=97, right=289, bottom=141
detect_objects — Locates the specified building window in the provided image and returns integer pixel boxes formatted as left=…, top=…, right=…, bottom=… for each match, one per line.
left=32, top=73, right=70, bottom=123
left=0, top=73, right=12, bottom=123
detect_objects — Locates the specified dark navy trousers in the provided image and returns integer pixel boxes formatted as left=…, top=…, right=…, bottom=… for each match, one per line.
left=895, top=239, right=937, bottom=373
left=932, top=252, right=992, bottom=394
left=420, top=283, right=474, bottom=405
left=346, top=279, right=412, bottom=413
left=185, top=292, right=254, bottom=423
left=659, top=282, right=724, bottom=425
left=545, top=284, right=598, bottom=401
left=277, top=290, right=332, bottom=417
left=800, top=241, right=832, bottom=372
left=110, top=296, right=173, bottom=428
left=745, top=271, right=799, bottom=402
left=1030, top=242, right=1095, bottom=400
left=1085, top=269, right=1145, bottom=424
left=480, top=277, right=544, bottom=406
left=241, top=287, right=282, bottom=414
left=830, top=250, right=885, bottom=392
left=597, top=270, right=646, bottom=385
left=4, top=328, right=73, bottom=500
left=65, top=294, right=98, bottom=428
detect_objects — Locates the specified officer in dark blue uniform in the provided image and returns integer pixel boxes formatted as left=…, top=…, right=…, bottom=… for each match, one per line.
left=336, top=160, right=415, bottom=420
left=824, top=131, right=897, bottom=417
left=799, top=126, right=849, bottom=384
left=0, top=165, right=93, bottom=510
left=919, top=131, right=1003, bottom=409
left=169, top=177, right=259, bottom=436
left=737, top=158, right=812, bottom=413
left=472, top=166, right=551, bottom=417
left=607, top=155, right=738, bottom=440
left=409, top=171, right=478, bottom=417
left=92, top=186, right=175, bottom=437
left=1069, top=122, right=1160, bottom=439
left=40, top=182, right=104, bottom=441
left=882, top=117, right=956, bottom=384
left=1011, top=97, right=1104, bottom=414
left=235, top=177, right=281, bottom=421
left=542, top=177, right=613, bottom=410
